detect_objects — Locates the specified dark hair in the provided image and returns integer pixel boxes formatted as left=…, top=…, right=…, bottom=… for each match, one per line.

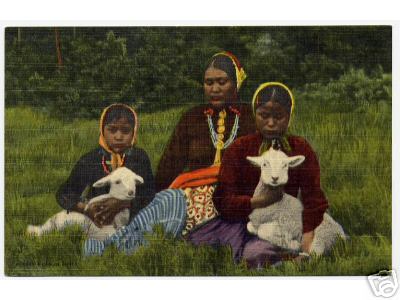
left=256, top=85, right=292, bottom=114
left=103, top=104, right=136, bottom=130
left=206, top=55, right=237, bottom=89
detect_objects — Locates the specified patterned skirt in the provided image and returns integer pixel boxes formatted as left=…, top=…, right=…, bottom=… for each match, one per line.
left=181, top=184, right=218, bottom=235
left=84, top=189, right=187, bottom=256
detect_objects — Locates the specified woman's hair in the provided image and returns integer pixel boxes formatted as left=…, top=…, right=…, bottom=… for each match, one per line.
left=255, top=85, right=292, bottom=114
left=103, top=104, right=136, bottom=129
left=206, top=54, right=237, bottom=89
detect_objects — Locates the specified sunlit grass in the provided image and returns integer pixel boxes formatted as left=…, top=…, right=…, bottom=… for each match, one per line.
left=4, top=98, right=391, bottom=276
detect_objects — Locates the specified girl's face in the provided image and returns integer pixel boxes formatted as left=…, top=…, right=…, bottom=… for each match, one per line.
left=255, top=101, right=290, bottom=140
left=204, top=67, right=236, bottom=108
left=103, top=117, right=134, bottom=154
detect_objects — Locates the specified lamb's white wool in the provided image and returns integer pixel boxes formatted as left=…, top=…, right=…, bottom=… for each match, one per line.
left=247, top=147, right=347, bottom=255
left=27, top=167, right=144, bottom=241
left=247, top=147, right=305, bottom=188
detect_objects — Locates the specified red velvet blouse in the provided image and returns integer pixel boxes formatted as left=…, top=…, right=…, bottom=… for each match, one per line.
left=213, top=132, right=329, bottom=233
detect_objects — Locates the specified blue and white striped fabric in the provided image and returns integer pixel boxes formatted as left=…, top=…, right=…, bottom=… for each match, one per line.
left=84, top=189, right=187, bottom=256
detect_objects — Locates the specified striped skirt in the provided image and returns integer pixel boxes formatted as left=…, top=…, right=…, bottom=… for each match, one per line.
left=84, top=189, right=187, bottom=256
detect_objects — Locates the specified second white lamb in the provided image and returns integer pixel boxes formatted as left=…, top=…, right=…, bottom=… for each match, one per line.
left=246, top=146, right=347, bottom=255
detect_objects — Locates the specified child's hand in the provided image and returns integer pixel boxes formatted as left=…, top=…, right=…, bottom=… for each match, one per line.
left=250, top=195, right=270, bottom=209
left=84, top=204, right=104, bottom=228
left=92, top=198, right=125, bottom=226
left=251, top=188, right=283, bottom=209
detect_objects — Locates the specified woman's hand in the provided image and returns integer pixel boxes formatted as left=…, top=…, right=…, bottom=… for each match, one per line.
left=301, top=230, right=314, bottom=253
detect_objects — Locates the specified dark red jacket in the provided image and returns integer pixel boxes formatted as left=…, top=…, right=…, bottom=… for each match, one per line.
left=213, top=132, right=329, bottom=233
left=155, top=103, right=255, bottom=191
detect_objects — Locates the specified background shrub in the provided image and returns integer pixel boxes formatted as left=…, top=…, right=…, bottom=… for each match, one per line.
left=5, top=26, right=391, bottom=119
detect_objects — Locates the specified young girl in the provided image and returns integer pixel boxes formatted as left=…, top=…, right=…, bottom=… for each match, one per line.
left=56, top=103, right=155, bottom=228
left=206, top=82, right=330, bottom=267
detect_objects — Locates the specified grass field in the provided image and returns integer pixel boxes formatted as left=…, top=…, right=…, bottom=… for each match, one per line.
left=4, top=97, right=392, bottom=276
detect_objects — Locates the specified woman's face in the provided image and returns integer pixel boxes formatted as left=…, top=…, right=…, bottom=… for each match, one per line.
left=255, top=101, right=290, bottom=140
left=204, top=67, right=236, bottom=108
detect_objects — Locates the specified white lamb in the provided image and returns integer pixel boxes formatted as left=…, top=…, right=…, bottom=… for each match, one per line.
left=27, top=167, right=144, bottom=241
left=246, top=146, right=347, bottom=256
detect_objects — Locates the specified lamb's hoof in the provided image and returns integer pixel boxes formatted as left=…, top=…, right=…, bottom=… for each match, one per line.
left=247, top=222, right=257, bottom=235
left=26, top=225, right=41, bottom=236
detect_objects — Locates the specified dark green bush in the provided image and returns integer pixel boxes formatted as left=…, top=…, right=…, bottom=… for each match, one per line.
left=5, top=26, right=392, bottom=119
left=296, top=67, right=391, bottom=113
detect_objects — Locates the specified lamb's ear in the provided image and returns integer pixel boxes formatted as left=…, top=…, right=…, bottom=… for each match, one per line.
left=93, top=174, right=111, bottom=188
left=134, top=174, right=144, bottom=185
left=246, top=156, right=263, bottom=167
left=288, top=155, right=305, bottom=168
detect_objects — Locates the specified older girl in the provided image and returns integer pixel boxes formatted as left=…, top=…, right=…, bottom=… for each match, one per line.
left=206, top=82, right=330, bottom=267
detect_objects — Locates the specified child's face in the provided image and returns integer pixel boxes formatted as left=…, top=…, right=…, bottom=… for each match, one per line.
left=255, top=101, right=290, bottom=140
left=103, top=117, right=134, bottom=154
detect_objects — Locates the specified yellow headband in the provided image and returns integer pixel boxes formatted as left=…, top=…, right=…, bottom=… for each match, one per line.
left=98, top=103, right=138, bottom=170
left=251, top=82, right=295, bottom=127
left=99, top=103, right=138, bottom=147
left=212, top=51, right=247, bottom=90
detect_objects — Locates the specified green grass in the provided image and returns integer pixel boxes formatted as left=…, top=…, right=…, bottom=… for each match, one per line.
left=4, top=99, right=392, bottom=276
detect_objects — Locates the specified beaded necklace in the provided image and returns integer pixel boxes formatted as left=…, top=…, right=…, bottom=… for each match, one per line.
left=101, top=154, right=126, bottom=174
left=204, top=106, right=241, bottom=165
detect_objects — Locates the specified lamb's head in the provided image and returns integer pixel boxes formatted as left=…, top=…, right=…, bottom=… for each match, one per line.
left=92, top=167, right=144, bottom=201
left=247, top=148, right=305, bottom=187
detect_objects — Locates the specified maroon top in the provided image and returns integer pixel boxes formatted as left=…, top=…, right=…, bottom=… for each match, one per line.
left=213, top=132, right=329, bottom=233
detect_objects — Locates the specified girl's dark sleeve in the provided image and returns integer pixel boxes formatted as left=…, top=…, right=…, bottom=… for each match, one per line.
left=213, top=141, right=253, bottom=221
left=299, top=141, right=329, bottom=233
left=155, top=112, right=189, bottom=191
left=56, top=156, right=90, bottom=212
left=130, top=150, right=156, bottom=219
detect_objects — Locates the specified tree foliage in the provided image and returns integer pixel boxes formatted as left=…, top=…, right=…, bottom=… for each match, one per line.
left=5, top=26, right=391, bottom=119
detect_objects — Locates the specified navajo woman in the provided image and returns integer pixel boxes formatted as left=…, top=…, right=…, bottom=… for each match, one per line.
left=156, top=51, right=255, bottom=234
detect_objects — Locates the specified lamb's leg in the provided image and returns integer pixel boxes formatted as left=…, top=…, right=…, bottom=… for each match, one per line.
left=309, top=213, right=347, bottom=256
left=258, top=223, right=300, bottom=251
left=87, top=225, right=117, bottom=241
left=27, top=210, right=88, bottom=236
left=287, top=239, right=301, bottom=251
left=247, top=221, right=258, bottom=235
left=309, top=237, right=325, bottom=256
left=285, top=232, right=302, bottom=252
left=113, top=209, right=130, bottom=228
left=257, top=221, right=282, bottom=244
